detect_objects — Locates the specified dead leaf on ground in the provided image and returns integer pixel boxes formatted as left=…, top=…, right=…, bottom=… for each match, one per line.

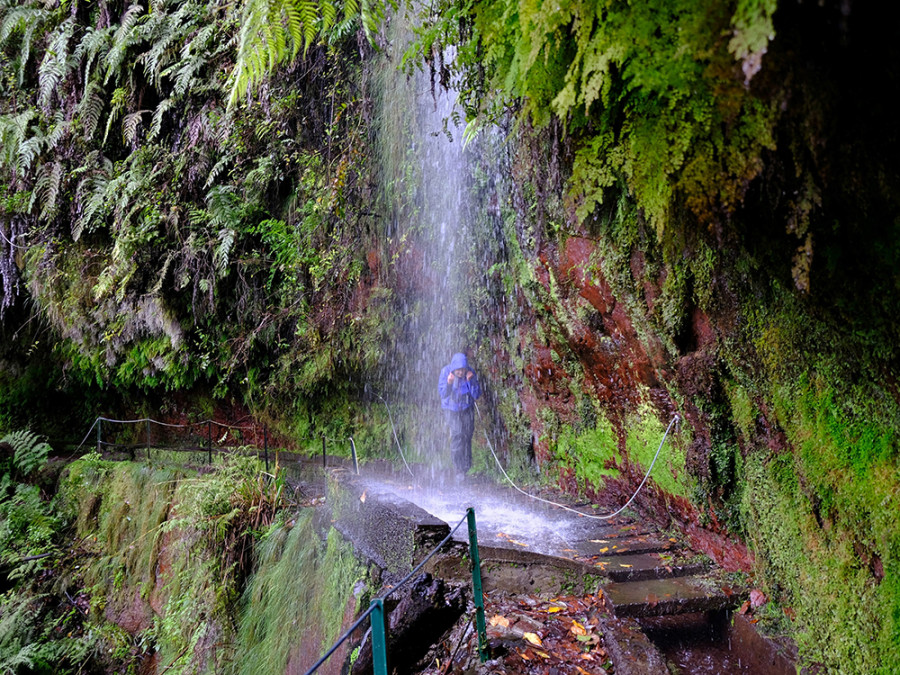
left=750, top=589, right=768, bottom=608
left=523, top=632, right=542, bottom=646
left=489, top=615, right=510, bottom=627
left=570, top=620, right=586, bottom=636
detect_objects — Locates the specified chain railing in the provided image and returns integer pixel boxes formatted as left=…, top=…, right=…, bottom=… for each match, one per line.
left=304, top=507, right=489, bottom=675
left=68, top=416, right=364, bottom=474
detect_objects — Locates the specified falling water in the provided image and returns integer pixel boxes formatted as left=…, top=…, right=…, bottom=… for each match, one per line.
left=370, top=9, right=482, bottom=474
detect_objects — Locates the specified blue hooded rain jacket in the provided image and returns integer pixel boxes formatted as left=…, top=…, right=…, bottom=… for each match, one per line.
left=438, top=353, right=482, bottom=412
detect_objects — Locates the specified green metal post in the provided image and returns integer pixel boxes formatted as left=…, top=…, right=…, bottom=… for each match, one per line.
left=97, top=418, right=101, bottom=453
left=371, top=598, right=389, bottom=675
left=467, top=507, right=489, bottom=662
left=146, top=419, right=151, bottom=460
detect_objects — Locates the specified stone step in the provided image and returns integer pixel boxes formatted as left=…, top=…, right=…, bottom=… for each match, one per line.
left=574, top=534, right=676, bottom=559
left=602, top=576, right=746, bottom=618
left=594, top=552, right=709, bottom=582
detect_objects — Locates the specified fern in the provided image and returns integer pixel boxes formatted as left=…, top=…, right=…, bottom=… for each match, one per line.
left=104, top=3, right=146, bottom=84
left=76, top=80, right=106, bottom=140
left=37, top=18, right=74, bottom=108
left=73, top=24, right=114, bottom=88
left=0, top=3, right=52, bottom=85
left=122, top=110, right=149, bottom=145
left=214, top=226, right=236, bottom=276
left=1, top=430, right=51, bottom=476
left=29, top=160, right=63, bottom=221
left=227, top=0, right=374, bottom=107
left=0, top=110, right=36, bottom=176
left=149, top=98, right=174, bottom=140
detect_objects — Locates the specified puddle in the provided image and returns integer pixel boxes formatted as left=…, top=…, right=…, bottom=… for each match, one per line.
left=639, top=611, right=795, bottom=675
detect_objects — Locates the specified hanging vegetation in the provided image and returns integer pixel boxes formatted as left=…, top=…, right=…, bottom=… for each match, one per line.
left=0, top=0, right=391, bottom=435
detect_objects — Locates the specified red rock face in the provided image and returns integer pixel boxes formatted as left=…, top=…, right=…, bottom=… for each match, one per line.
left=505, top=234, right=754, bottom=572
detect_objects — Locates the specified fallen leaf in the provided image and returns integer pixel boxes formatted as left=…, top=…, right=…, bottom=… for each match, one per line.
left=535, top=650, right=550, bottom=659
left=576, top=667, right=591, bottom=675
left=738, top=600, right=751, bottom=615
left=618, top=564, right=632, bottom=568
left=489, top=615, right=510, bottom=627
left=359, top=491, right=366, bottom=503
left=599, top=547, right=609, bottom=553
left=523, top=632, right=542, bottom=646
left=750, top=589, right=768, bottom=608
left=546, top=606, right=563, bottom=613
left=570, top=620, right=586, bottom=636
left=590, top=539, right=609, bottom=544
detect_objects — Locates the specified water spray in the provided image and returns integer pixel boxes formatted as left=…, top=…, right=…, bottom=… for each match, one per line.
left=474, top=402, right=680, bottom=521
left=373, top=391, right=416, bottom=478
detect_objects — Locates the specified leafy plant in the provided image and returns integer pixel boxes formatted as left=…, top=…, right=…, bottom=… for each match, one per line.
left=1, top=429, right=51, bottom=477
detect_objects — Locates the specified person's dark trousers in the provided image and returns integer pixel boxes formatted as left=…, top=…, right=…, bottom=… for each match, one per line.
left=445, top=406, right=475, bottom=474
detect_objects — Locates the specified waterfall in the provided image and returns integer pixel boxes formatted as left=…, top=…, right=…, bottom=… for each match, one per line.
left=370, top=10, right=477, bottom=474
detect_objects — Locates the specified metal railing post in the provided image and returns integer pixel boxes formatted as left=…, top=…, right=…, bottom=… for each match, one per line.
left=349, top=437, right=359, bottom=475
left=207, top=421, right=212, bottom=464
left=322, top=436, right=326, bottom=468
left=371, top=598, right=389, bottom=675
left=146, top=419, right=151, bottom=460
left=302, top=511, right=478, bottom=675
left=97, top=418, right=102, bottom=453
left=467, top=507, right=489, bottom=662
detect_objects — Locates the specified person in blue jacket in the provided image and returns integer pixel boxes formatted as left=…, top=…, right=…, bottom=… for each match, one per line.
left=438, top=352, right=482, bottom=478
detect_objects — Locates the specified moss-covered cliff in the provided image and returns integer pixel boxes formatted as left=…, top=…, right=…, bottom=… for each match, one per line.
left=422, top=0, right=900, bottom=670
left=2, top=0, right=900, bottom=671
left=1, top=455, right=370, bottom=673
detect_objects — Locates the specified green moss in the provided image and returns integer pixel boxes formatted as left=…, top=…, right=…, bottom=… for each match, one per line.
left=554, top=412, right=620, bottom=491
left=741, top=452, right=900, bottom=672
left=624, top=404, right=692, bottom=499
left=231, top=514, right=368, bottom=673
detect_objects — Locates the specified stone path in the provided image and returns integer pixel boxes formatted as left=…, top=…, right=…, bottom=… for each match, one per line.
left=355, top=469, right=762, bottom=674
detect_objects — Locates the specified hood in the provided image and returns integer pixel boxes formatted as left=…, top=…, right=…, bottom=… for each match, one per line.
left=449, top=353, right=468, bottom=371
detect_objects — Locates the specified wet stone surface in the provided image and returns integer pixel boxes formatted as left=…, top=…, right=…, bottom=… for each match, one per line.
left=594, top=551, right=709, bottom=583
left=603, top=577, right=746, bottom=619
left=342, top=469, right=784, bottom=674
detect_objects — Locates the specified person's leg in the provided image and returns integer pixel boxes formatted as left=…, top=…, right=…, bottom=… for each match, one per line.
left=460, top=406, right=475, bottom=473
left=447, top=410, right=467, bottom=474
